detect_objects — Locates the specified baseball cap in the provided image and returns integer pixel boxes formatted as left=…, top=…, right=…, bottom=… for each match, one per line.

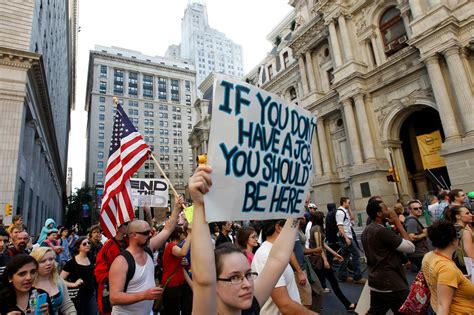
left=467, top=192, right=474, bottom=199
left=308, top=203, right=317, bottom=209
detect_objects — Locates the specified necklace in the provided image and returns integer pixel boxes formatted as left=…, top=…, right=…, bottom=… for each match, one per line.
left=434, top=251, right=452, bottom=261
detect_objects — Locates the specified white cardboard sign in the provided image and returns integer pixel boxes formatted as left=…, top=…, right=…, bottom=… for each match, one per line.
left=130, top=178, right=169, bottom=208
left=204, top=76, right=316, bottom=222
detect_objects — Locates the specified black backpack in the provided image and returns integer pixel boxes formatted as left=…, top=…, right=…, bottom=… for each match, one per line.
left=120, top=246, right=154, bottom=292
left=326, top=208, right=347, bottom=244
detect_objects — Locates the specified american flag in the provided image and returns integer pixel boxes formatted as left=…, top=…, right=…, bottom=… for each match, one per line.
left=100, top=104, right=150, bottom=238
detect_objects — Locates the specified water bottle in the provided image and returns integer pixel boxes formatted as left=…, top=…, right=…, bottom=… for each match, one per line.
left=28, top=289, right=37, bottom=313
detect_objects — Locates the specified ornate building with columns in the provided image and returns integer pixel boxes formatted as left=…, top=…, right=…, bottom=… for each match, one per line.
left=0, top=1, right=77, bottom=231
left=243, top=0, right=474, bottom=214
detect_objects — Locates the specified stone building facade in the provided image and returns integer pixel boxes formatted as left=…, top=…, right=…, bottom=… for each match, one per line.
left=0, top=0, right=77, bottom=232
left=243, top=0, right=474, bottom=215
left=85, top=46, right=197, bottom=204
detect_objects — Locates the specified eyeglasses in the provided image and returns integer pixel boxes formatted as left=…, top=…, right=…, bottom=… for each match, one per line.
left=81, top=241, right=90, bottom=246
left=218, top=272, right=258, bottom=284
left=412, top=207, right=423, bottom=210
left=134, top=230, right=151, bottom=236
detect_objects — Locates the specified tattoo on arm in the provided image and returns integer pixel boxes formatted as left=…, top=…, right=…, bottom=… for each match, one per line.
left=291, top=219, right=298, bottom=228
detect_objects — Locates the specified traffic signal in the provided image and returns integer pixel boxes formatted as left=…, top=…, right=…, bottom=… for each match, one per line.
left=387, top=167, right=399, bottom=182
left=5, top=203, right=12, bottom=216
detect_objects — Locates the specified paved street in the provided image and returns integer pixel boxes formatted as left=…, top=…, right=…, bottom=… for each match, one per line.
left=321, top=270, right=416, bottom=314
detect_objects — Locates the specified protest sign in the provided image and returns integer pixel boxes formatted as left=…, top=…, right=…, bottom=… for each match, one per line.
left=184, top=206, right=194, bottom=224
left=204, top=75, right=316, bottom=221
left=130, top=178, right=169, bottom=207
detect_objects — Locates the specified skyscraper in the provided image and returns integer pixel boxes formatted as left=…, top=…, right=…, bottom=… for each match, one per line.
left=85, top=46, right=196, bottom=206
left=0, top=0, right=77, bottom=231
left=167, top=2, right=245, bottom=86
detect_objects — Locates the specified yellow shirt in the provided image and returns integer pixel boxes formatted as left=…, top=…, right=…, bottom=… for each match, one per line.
left=422, top=251, right=474, bottom=314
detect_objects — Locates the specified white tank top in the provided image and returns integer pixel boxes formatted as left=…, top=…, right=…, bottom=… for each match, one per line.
left=112, top=254, right=155, bottom=315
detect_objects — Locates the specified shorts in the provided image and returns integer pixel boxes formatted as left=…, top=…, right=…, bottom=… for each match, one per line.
left=294, top=270, right=312, bottom=306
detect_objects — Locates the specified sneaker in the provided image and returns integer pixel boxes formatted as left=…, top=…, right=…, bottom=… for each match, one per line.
left=322, top=288, right=331, bottom=293
left=353, top=278, right=367, bottom=284
left=346, top=303, right=357, bottom=311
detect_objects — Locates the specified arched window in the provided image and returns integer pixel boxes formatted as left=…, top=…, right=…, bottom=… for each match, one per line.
left=288, top=87, right=297, bottom=101
left=379, top=7, right=408, bottom=56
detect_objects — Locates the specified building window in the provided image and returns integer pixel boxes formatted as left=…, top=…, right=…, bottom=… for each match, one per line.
left=99, top=96, right=106, bottom=103
left=289, top=87, right=297, bottom=100
left=379, top=7, right=408, bottom=57
left=98, top=161, right=104, bottom=169
left=97, top=171, right=104, bottom=179
left=98, top=151, right=104, bottom=159
left=99, top=81, right=107, bottom=93
left=129, top=100, right=138, bottom=107
left=99, top=105, right=105, bottom=112
left=99, top=114, right=105, bottom=121
left=114, top=69, right=124, bottom=94
left=132, top=118, right=139, bottom=126
left=144, top=102, right=154, bottom=109
left=100, top=65, right=107, bottom=77
left=143, top=74, right=153, bottom=98
left=185, top=80, right=191, bottom=92
left=99, top=123, right=105, bottom=130
left=158, top=77, right=167, bottom=100
left=98, top=132, right=104, bottom=139
left=98, top=142, right=104, bottom=149
left=185, top=95, right=191, bottom=105
left=283, top=51, right=289, bottom=68
left=171, top=79, right=179, bottom=102
left=267, top=65, right=273, bottom=81
left=128, top=72, right=138, bottom=96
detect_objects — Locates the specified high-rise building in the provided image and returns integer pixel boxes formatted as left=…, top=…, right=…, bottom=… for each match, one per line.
left=0, top=0, right=77, bottom=231
left=85, top=46, right=196, bottom=204
left=168, top=2, right=245, bottom=86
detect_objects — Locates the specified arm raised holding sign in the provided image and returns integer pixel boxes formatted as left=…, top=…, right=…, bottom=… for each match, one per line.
left=189, top=165, right=306, bottom=314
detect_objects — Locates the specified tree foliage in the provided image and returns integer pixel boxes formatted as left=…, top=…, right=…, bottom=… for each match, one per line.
left=65, top=186, right=94, bottom=233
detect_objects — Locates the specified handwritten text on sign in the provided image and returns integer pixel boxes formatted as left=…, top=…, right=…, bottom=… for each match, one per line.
left=204, top=76, right=316, bottom=221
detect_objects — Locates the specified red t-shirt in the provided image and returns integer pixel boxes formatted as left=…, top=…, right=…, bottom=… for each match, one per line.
left=162, top=242, right=185, bottom=287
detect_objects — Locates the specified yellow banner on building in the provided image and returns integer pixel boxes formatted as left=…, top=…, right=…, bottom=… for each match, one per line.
left=416, top=130, right=445, bottom=170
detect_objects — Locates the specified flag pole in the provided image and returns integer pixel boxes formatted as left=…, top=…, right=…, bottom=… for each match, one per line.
left=149, top=152, right=180, bottom=199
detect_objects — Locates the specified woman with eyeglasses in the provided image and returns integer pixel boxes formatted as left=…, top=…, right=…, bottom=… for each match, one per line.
left=236, top=226, right=258, bottom=264
left=445, top=205, right=474, bottom=274
left=0, top=254, right=52, bottom=315
left=161, top=225, right=191, bottom=315
left=189, top=165, right=303, bottom=315
left=30, top=247, right=77, bottom=314
left=60, top=236, right=98, bottom=315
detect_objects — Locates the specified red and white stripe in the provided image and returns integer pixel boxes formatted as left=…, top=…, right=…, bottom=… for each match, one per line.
left=100, top=131, right=149, bottom=238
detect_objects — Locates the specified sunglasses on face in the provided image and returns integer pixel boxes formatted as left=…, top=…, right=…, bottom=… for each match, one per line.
left=412, top=207, right=423, bottom=210
left=81, top=241, right=90, bottom=246
left=134, top=230, right=151, bottom=236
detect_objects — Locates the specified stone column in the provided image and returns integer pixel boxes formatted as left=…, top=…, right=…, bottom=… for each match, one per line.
left=305, top=51, right=317, bottom=92
left=409, top=0, right=423, bottom=18
left=328, top=20, right=343, bottom=67
left=338, top=14, right=353, bottom=61
left=400, top=10, right=412, bottom=38
left=353, top=94, right=376, bottom=160
left=317, top=118, right=332, bottom=174
left=363, top=40, right=375, bottom=68
left=312, top=125, right=323, bottom=176
left=444, top=47, right=474, bottom=136
left=298, top=55, right=309, bottom=95
left=370, top=35, right=382, bottom=66
left=424, top=55, right=461, bottom=140
left=342, top=98, right=363, bottom=165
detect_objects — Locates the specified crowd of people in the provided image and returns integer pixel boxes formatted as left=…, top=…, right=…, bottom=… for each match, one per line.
left=0, top=170, right=473, bottom=314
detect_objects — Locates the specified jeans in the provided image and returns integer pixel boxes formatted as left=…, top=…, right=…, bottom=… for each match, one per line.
left=338, top=237, right=362, bottom=281
left=315, top=266, right=352, bottom=308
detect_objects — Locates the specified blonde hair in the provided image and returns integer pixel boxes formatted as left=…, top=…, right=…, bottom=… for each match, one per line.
left=30, top=247, right=59, bottom=287
left=393, top=203, right=404, bottom=215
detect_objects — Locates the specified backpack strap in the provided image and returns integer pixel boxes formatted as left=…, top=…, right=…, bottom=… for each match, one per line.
left=121, top=247, right=154, bottom=292
left=336, top=208, right=348, bottom=223
left=405, top=216, right=424, bottom=230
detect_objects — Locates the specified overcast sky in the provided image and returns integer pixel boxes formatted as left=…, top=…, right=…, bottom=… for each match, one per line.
left=68, top=0, right=293, bottom=189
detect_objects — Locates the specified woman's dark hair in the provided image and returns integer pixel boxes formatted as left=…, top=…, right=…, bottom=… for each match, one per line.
left=444, top=205, right=467, bottom=223
left=366, top=200, right=383, bottom=220
left=0, top=254, right=38, bottom=306
left=214, top=243, right=246, bottom=276
left=428, top=220, right=457, bottom=249
left=236, top=226, right=256, bottom=249
left=169, top=226, right=184, bottom=241
left=310, top=211, right=325, bottom=227
left=327, top=203, right=336, bottom=212
left=72, top=236, right=88, bottom=256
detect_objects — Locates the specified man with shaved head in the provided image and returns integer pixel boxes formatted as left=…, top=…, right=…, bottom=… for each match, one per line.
left=109, top=196, right=184, bottom=314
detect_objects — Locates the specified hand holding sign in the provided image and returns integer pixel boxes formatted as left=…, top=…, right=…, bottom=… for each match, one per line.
left=204, top=76, right=315, bottom=222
